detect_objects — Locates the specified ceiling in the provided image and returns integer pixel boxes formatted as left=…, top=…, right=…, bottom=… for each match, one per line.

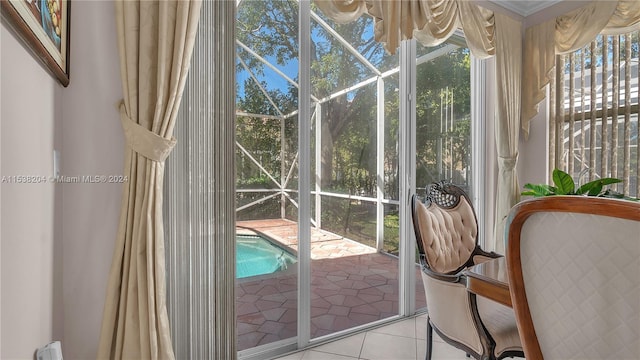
left=488, top=0, right=563, bottom=17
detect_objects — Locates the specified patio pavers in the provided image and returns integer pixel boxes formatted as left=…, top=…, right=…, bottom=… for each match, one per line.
left=236, top=219, right=427, bottom=350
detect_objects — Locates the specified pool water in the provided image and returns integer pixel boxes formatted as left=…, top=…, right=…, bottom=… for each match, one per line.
left=236, top=235, right=297, bottom=279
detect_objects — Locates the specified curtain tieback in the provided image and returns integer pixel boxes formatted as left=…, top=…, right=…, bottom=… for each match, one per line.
left=119, top=102, right=177, bottom=162
left=498, top=154, right=518, bottom=171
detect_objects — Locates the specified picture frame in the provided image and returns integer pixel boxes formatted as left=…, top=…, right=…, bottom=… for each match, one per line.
left=1, top=0, right=70, bottom=86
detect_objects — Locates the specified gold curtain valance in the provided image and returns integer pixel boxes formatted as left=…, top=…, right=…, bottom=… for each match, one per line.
left=314, top=0, right=495, bottom=58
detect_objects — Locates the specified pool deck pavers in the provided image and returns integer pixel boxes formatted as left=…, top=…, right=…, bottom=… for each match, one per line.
left=236, top=219, right=427, bottom=350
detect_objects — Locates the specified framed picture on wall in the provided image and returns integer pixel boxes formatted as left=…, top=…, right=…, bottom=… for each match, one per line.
left=1, top=0, right=70, bottom=86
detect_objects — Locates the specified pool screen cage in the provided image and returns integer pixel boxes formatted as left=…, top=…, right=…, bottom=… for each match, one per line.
left=235, top=0, right=472, bottom=254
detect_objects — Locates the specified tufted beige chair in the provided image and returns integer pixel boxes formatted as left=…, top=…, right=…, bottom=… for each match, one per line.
left=411, top=182, right=524, bottom=360
left=506, top=196, right=640, bottom=359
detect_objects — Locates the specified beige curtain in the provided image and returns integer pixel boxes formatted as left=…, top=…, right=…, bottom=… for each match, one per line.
left=493, top=13, right=522, bottom=254
left=315, top=0, right=495, bottom=57
left=97, top=1, right=202, bottom=359
left=522, top=0, right=640, bottom=136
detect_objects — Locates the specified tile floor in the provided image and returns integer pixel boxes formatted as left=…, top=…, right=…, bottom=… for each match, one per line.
left=272, top=314, right=476, bottom=360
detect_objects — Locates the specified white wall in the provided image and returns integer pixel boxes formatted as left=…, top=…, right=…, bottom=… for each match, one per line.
left=2, top=2, right=126, bottom=358
left=61, top=1, right=123, bottom=358
left=0, top=23, right=63, bottom=359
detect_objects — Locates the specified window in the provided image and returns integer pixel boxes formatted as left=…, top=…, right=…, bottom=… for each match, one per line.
left=551, top=31, right=639, bottom=197
left=415, top=39, right=473, bottom=197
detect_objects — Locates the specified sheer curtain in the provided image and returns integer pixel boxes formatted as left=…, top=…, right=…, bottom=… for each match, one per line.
left=314, top=0, right=523, bottom=252
left=97, top=1, right=201, bottom=358
left=522, top=0, right=640, bottom=137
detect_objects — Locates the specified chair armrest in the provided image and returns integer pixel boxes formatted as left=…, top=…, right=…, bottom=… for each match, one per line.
left=474, top=246, right=501, bottom=259
left=470, top=246, right=502, bottom=265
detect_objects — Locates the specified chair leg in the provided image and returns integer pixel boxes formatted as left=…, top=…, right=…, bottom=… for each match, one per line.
left=426, top=317, right=433, bottom=360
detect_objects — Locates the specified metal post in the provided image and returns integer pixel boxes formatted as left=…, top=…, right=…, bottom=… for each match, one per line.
left=297, top=0, right=312, bottom=348
left=281, top=109, right=286, bottom=219
left=315, top=103, right=322, bottom=229
left=376, top=77, right=385, bottom=251
left=399, top=39, right=416, bottom=316
left=438, top=91, right=443, bottom=179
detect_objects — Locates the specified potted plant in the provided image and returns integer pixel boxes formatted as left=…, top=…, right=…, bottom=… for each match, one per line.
left=521, top=169, right=638, bottom=201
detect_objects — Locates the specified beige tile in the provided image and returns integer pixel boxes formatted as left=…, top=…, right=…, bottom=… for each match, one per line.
left=370, top=318, right=416, bottom=339
left=414, top=318, right=448, bottom=344
left=359, top=332, right=417, bottom=360
left=417, top=338, right=469, bottom=360
left=302, top=350, right=359, bottom=359
left=312, top=332, right=366, bottom=358
left=415, top=316, right=428, bottom=340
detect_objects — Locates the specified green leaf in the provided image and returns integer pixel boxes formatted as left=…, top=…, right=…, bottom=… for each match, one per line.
left=552, top=169, right=575, bottom=194
left=587, top=183, right=603, bottom=196
left=597, top=178, right=623, bottom=185
left=576, top=178, right=622, bottom=195
left=521, top=183, right=555, bottom=197
left=575, top=182, right=591, bottom=195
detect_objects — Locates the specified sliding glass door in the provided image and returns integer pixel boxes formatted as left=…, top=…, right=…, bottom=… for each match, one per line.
left=307, top=7, right=405, bottom=341
left=233, top=1, right=478, bottom=356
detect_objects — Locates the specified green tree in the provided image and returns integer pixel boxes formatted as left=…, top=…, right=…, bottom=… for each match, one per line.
left=382, top=46, right=472, bottom=197
left=236, top=0, right=391, bottom=190
left=236, top=0, right=473, bottom=211
left=236, top=80, right=296, bottom=187
left=415, top=47, right=471, bottom=190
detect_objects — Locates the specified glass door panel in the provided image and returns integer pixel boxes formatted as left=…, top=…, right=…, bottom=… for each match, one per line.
left=309, top=12, right=401, bottom=339
left=414, top=39, right=472, bottom=310
left=235, top=0, right=300, bottom=351
left=415, top=39, right=473, bottom=193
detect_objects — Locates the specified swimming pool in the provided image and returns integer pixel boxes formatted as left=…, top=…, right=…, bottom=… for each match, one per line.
left=236, top=235, right=297, bottom=279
